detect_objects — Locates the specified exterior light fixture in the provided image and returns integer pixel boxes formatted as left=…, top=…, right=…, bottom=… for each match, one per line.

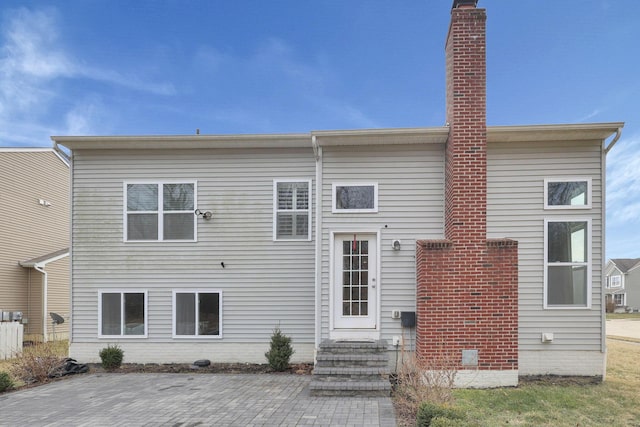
left=391, top=239, right=401, bottom=251
left=194, top=209, right=213, bottom=220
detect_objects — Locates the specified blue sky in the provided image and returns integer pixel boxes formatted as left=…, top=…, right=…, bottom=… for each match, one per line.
left=1, top=1, right=638, bottom=259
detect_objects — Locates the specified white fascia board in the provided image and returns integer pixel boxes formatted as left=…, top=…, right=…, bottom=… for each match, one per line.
left=52, top=133, right=311, bottom=150
left=487, top=122, right=624, bottom=143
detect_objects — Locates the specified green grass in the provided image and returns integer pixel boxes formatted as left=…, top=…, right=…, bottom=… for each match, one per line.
left=452, top=340, right=640, bottom=426
left=606, top=312, right=640, bottom=320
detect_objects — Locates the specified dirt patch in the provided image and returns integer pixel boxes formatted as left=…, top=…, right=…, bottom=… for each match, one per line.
left=86, top=362, right=314, bottom=375
left=519, top=375, right=602, bottom=386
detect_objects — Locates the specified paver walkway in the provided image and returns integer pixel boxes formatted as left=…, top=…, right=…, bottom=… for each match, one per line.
left=0, top=373, right=396, bottom=426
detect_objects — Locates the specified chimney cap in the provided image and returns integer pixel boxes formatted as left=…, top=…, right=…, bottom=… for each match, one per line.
left=452, top=0, right=478, bottom=9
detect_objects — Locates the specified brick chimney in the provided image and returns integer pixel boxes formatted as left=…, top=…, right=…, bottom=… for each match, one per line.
left=445, top=0, right=487, bottom=246
left=415, top=0, right=519, bottom=386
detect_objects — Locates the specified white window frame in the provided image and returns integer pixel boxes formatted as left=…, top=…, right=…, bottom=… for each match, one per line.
left=124, top=181, right=198, bottom=242
left=613, top=293, right=626, bottom=306
left=332, top=182, right=378, bottom=213
left=98, top=290, right=148, bottom=338
left=544, top=178, right=592, bottom=209
left=609, top=275, right=622, bottom=289
left=543, top=218, right=592, bottom=309
left=273, top=179, right=312, bottom=241
left=172, top=289, right=223, bottom=339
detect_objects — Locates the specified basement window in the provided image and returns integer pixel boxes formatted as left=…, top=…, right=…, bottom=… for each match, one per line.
left=99, top=290, right=147, bottom=337
left=173, top=290, right=222, bottom=338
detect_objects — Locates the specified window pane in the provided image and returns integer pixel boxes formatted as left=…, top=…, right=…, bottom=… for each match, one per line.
left=176, top=293, right=196, bottom=335
left=548, top=181, right=588, bottom=206
left=548, top=265, right=587, bottom=305
left=198, top=293, right=220, bottom=336
left=277, top=183, right=293, bottom=210
left=276, top=213, right=292, bottom=238
left=548, top=222, right=587, bottom=263
left=295, top=183, right=309, bottom=209
left=128, top=214, right=158, bottom=240
left=124, top=293, right=145, bottom=335
left=294, top=213, right=309, bottom=238
left=336, top=185, right=375, bottom=210
left=127, top=184, right=158, bottom=211
left=101, top=293, right=121, bottom=335
left=164, top=213, right=194, bottom=240
left=163, top=184, right=194, bottom=211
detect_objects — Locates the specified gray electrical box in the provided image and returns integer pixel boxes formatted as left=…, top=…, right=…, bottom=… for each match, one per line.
left=400, top=311, right=416, bottom=328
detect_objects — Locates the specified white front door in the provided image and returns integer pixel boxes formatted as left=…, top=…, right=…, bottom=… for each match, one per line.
left=333, top=233, right=377, bottom=330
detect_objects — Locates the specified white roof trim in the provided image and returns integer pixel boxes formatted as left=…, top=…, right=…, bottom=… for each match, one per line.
left=20, top=248, right=69, bottom=268
left=52, top=122, right=624, bottom=151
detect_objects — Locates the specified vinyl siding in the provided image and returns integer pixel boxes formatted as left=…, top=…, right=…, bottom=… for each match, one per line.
left=626, top=268, right=640, bottom=308
left=71, top=148, right=316, bottom=346
left=487, top=139, right=604, bottom=351
left=319, top=143, right=445, bottom=344
left=0, top=151, right=69, bottom=337
left=46, top=256, right=70, bottom=340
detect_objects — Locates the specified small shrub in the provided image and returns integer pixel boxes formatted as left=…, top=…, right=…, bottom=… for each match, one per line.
left=265, top=327, right=294, bottom=371
left=392, top=347, right=458, bottom=425
left=0, top=371, right=14, bottom=392
left=99, top=345, right=124, bottom=370
left=416, top=402, right=465, bottom=427
left=10, top=342, right=66, bottom=384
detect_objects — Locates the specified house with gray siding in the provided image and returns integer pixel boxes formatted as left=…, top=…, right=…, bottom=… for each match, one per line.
left=605, top=258, right=640, bottom=311
left=52, top=1, right=623, bottom=388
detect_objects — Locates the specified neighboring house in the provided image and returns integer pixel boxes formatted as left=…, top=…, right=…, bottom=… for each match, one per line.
left=52, top=1, right=623, bottom=386
left=0, top=148, right=70, bottom=342
left=605, top=258, right=640, bottom=311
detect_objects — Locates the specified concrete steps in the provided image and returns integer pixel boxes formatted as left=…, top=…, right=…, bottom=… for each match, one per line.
left=310, top=339, right=391, bottom=397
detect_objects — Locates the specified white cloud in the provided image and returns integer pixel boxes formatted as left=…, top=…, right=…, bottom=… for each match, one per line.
left=607, top=132, right=640, bottom=225
left=0, top=7, right=176, bottom=146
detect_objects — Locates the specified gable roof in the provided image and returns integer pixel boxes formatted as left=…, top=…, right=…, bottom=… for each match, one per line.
left=610, top=258, right=640, bottom=274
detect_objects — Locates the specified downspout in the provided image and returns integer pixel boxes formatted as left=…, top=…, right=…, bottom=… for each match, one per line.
left=600, top=126, right=622, bottom=374
left=312, top=135, right=323, bottom=351
left=54, top=138, right=74, bottom=347
left=604, top=127, right=622, bottom=155
left=34, top=264, right=48, bottom=343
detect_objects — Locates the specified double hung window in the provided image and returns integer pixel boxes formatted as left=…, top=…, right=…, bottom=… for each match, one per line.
left=126, top=182, right=195, bottom=241
left=274, top=180, right=311, bottom=240
left=545, top=219, right=591, bottom=308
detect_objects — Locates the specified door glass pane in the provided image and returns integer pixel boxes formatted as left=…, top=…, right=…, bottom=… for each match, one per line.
left=341, top=239, right=369, bottom=317
left=101, top=293, right=121, bottom=335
